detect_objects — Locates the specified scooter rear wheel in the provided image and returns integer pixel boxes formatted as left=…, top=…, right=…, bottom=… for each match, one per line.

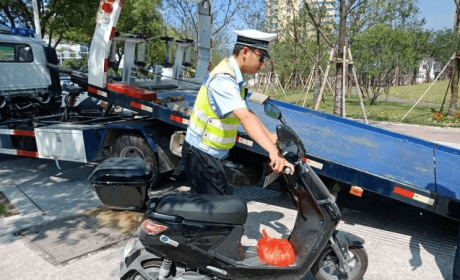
left=311, top=246, right=368, bottom=280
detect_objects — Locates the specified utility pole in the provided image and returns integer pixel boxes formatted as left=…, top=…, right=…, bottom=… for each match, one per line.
left=449, top=0, right=460, bottom=117
left=32, top=0, right=42, bottom=39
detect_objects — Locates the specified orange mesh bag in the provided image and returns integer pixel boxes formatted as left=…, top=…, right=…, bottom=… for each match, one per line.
left=257, top=229, right=296, bottom=267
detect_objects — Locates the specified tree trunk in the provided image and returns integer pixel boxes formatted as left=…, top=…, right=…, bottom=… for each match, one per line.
left=448, top=56, right=460, bottom=117
left=334, top=0, right=347, bottom=116
left=424, top=61, right=433, bottom=84
left=347, top=74, right=352, bottom=98
left=455, top=0, right=460, bottom=31
left=314, top=64, right=320, bottom=104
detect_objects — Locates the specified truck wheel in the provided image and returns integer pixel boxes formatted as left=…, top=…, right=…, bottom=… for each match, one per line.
left=111, top=134, right=162, bottom=188
left=311, top=246, right=368, bottom=280
left=223, top=161, right=263, bottom=187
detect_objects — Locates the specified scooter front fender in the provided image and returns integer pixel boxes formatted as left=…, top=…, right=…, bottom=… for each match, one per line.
left=119, top=236, right=162, bottom=280
left=333, top=229, right=365, bottom=249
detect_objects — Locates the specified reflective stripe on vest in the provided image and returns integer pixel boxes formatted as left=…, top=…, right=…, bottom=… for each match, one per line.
left=189, top=59, right=245, bottom=150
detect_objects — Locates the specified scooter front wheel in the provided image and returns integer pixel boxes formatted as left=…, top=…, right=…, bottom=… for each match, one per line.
left=311, top=246, right=368, bottom=280
left=128, top=260, right=172, bottom=280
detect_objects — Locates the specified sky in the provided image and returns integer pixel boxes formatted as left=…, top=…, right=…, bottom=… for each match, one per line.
left=418, top=0, right=456, bottom=30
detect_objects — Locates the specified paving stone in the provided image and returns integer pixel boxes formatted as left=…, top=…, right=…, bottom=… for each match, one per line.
left=17, top=214, right=128, bottom=265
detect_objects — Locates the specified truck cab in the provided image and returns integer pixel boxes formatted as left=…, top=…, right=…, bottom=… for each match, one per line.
left=0, top=24, right=62, bottom=122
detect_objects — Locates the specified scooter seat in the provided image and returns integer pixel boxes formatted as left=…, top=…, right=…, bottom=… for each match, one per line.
left=155, top=194, right=248, bottom=225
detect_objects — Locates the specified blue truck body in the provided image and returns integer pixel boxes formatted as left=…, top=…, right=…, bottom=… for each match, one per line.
left=1, top=78, right=459, bottom=220
left=88, top=87, right=460, bottom=220
left=3, top=0, right=457, bottom=222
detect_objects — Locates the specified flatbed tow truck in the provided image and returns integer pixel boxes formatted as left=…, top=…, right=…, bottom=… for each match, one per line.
left=0, top=0, right=459, bottom=222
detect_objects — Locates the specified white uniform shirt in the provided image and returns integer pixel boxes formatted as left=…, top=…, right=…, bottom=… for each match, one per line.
left=185, top=56, right=248, bottom=160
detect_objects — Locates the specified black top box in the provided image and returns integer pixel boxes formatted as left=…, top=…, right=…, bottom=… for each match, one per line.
left=88, top=157, right=154, bottom=210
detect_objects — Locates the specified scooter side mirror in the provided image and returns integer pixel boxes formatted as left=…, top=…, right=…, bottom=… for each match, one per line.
left=264, top=103, right=285, bottom=123
left=276, top=124, right=300, bottom=143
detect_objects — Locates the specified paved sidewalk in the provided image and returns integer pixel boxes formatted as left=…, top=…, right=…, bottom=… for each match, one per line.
left=369, top=120, right=460, bottom=150
left=0, top=156, right=121, bottom=279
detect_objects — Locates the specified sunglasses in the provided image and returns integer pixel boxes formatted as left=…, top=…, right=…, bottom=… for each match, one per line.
left=248, top=48, right=267, bottom=63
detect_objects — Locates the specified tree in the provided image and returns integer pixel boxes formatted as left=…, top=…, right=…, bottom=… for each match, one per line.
left=237, top=0, right=266, bottom=31
left=0, top=0, right=35, bottom=29
left=332, top=0, right=366, bottom=115
left=432, top=29, right=460, bottom=65
left=295, top=1, right=335, bottom=105
left=358, top=0, right=425, bottom=30
left=0, top=0, right=100, bottom=47
left=115, top=0, right=164, bottom=69
left=260, top=0, right=333, bottom=99
left=163, top=0, right=240, bottom=66
left=432, top=29, right=460, bottom=117
left=353, top=24, right=427, bottom=104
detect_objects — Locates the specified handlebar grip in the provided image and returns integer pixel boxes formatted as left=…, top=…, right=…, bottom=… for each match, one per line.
left=283, top=167, right=292, bottom=174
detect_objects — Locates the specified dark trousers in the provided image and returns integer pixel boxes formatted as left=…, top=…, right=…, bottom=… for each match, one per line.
left=454, top=221, right=460, bottom=280
left=182, top=140, right=233, bottom=195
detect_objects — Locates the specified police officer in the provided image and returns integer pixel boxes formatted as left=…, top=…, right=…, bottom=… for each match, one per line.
left=182, top=29, right=294, bottom=195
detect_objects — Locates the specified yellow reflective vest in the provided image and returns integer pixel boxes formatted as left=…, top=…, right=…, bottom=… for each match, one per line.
left=188, top=59, right=246, bottom=151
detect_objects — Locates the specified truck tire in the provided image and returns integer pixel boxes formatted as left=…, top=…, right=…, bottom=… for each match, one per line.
left=111, top=134, right=162, bottom=188
left=311, top=246, right=368, bottom=280
left=223, top=162, right=263, bottom=187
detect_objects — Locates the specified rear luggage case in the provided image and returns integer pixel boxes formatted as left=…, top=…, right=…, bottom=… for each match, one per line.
left=88, top=158, right=153, bottom=210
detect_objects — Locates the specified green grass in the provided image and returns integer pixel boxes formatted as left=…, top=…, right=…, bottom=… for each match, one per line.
left=256, top=79, right=460, bottom=128
left=0, top=203, right=8, bottom=216
left=389, top=80, right=451, bottom=104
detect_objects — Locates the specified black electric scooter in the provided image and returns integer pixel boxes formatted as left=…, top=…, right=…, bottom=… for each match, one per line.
left=119, top=102, right=368, bottom=280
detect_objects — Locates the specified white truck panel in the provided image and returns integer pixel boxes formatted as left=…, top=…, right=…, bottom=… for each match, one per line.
left=35, top=125, right=87, bottom=162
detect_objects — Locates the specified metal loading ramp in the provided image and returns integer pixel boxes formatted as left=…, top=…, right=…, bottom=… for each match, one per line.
left=84, top=86, right=460, bottom=219
left=246, top=99, right=460, bottom=218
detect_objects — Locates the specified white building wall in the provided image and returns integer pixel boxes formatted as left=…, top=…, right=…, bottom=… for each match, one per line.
left=415, top=58, right=442, bottom=84
left=42, top=35, right=89, bottom=65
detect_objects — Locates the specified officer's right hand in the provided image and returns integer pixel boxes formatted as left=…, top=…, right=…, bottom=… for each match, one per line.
left=269, top=151, right=295, bottom=175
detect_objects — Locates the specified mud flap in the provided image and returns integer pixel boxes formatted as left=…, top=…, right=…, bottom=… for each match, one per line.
left=333, top=229, right=365, bottom=249
left=119, top=235, right=162, bottom=280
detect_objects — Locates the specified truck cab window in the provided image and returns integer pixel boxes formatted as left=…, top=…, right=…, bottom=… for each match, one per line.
left=17, top=45, right=33, bottom=62
left=0, top=45, right=15, bottom=61
left=0, top=44, right=33, bottom=62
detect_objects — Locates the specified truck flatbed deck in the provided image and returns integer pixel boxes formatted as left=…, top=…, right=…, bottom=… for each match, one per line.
left=91, top=86, right=460, bottom=220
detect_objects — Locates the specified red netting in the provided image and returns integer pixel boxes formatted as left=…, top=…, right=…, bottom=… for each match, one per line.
left=257, top=229, right=296, bottom=267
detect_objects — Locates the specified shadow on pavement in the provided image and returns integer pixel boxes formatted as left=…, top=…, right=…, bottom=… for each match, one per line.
left=338, top=188, right=457, bottom=280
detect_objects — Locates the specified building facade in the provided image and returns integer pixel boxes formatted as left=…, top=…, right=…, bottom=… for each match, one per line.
left=415, top=58, right=443, bottom=84
left=267, top=0, right=336, bottom=40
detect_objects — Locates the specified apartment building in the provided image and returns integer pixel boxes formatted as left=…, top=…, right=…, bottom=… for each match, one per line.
left=267, top=0, right=336, bottom=39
